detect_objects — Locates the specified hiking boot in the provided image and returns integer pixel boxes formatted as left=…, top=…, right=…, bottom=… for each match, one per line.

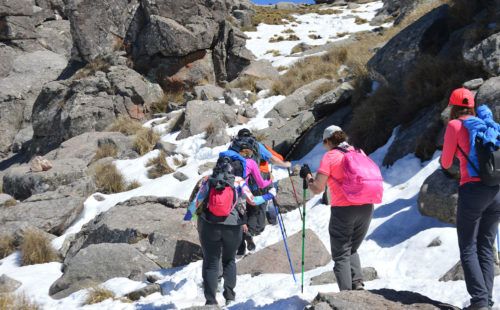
left=246, top=236, right=256, bottom=251
left=225, top=299, right=234, bottom=306
left=352, top=280, right=364, bottom=290
left=462, top=305, right=489, bottom=310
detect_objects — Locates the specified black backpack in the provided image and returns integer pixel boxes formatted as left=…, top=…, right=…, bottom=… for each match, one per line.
left=457, top=123, right=500, bottom=186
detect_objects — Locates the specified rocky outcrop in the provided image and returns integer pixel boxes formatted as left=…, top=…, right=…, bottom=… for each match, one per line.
left=275, top=175, right=315, bottom=212
left=236, top=229, right=330, bottom=276
left=464, top=32, right=500, bottom=76
left=310, top=289, right=459, bottom=310
left=49, top=243, right=160, bottom=299
left=418, top=169, right=458, bottom=225
left=475, top=77, right=500, bottom=122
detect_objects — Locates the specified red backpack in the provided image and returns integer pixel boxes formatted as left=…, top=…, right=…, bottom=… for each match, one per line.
left=207, top=156, right=238, bottom=216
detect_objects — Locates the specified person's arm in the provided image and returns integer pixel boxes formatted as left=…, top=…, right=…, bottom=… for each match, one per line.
left=269, top=155, right=292, bottom=168
left=246, top=159, right=272, bottom=188
left=183, top=178, right=209, bottom=221
left=441, top=121, right=459, bottom=169
left=305, top=172, right=329, bottom=194
left=238, top=178, right=276, bottom=205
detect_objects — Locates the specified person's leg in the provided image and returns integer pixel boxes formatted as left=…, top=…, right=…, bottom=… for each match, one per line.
left=329, top=206, right=355, bottom=291
left=221, top=225, right=243, bottom=302
left=255, top=203, right=267, bottom=235
left=199, top=220, right=223, bottom=305
left=457, top=182, right=496, bottom=307
left=477, top=188, right=500, bottom=305
left=350, top=205, right=374, bottom=284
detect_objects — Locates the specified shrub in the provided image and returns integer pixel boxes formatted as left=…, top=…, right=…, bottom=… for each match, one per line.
left=0, top=234, right=16, bottom=259
left=91, top=145, right=119, bottom=163
left=0, top=292, right=41, bottom=310
left=86, top=287, right=115, bottom=305
left=126, top=180, right=141, bottom=191
left=132, top=128, right=161, bottom=156
left=107, top=116, right=143, bottom=136
left=20, top=230, right=60, bottom=266
left=146, top=151, right=175, bottom=179
left=93, top=163, right=125, bottom=194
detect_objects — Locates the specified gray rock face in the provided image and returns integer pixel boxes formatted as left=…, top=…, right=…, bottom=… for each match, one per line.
left=236, top=229, right=330, bottom=276
left=266, top=79, right=331, bottom=119
left=2, top=158, right=87, bottom=200
left=35, top=20, right=72, bottom=59
left=194, top=84, right=225, bottom=101
left=310, top=267, right=378, bottom=286
left=464, top=32, right=500, bottom=76
left=0, top=274, right=22, bottom=293
left=63, top=198, right=200, bottom=269
left=418, top=169, right=458, bottom=225
left=177, top=100, right=238, bottom=140
left=367, top=5, right=449, bottom=89
left=240, top=59, right=279, bottom=80
left=0, top=16, right=37, bottom=40
left=275, top=175, right=315, bottom=212
left=11, top=125, right=33, bottom=153
left=311, top=289, right=459, bottom=310
left=476, top=77, right=500, bottom=122
left=49, top=243, right=160, bottom=299
left=0, top=0, right=35, bottom=16
left=312, top=82, right=353, bottom=119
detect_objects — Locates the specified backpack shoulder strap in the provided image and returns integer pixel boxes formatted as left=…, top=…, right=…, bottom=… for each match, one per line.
left=333, top=146, right=348, bottom=153
left=455, top=119, right=481, bottom=175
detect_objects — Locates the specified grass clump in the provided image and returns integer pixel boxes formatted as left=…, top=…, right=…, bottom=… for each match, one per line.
left=265, top=50, right=281, bottom=57
left=93, top=163, right=125, bottom=194
left=146, top=151, right=175, bottom=179
left=282, top=28, right=295, bottom=34
left=107, top=116, right=143, bottom=136
left=150, top=90, right=186, bottom=114
left=0, top=292, right=42, bottom=310
left=230, top=76, right=258, bottom=92
left=86, top=287, right=115, bottom=305
left=269, top=34, right=300, bottom=43
left=3, top=198, right=17, bottom=207
left=73, top=59, right=111, bottom=80
left=205, top=123, right=216, bottom=137
left=132, top=128, right=161, bottom=156
left=91, top=145, right=119, bottom=163
left=126, top=180, right=141, bottom=191
left=354, top=16, right=368, bottom=24
left=308, top=34, right=321, bottom=40
left=0, top=235, right=16, bottom=259
left=20, top=230, right=60, bottom=266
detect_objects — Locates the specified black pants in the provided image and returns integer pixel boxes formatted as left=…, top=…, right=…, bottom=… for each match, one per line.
left=199, top=219, right=242, bottom=305
left=457, top=182, right=500, bottom=307
left=329, top=204, right=373, bottom=291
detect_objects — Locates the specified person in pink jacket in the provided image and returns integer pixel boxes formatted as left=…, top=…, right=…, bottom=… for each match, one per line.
left=441, top=88, right=500, bottom=310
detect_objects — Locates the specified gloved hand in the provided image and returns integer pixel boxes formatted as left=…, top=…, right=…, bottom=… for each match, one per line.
left=183, top=210, right=193, bottom=221
left=268, top=187, right=276, bottom=196
left=300, top=164, right=311, bottom=179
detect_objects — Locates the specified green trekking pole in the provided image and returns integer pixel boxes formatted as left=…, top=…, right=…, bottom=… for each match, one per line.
left=301, top=177, right=307, bottom=293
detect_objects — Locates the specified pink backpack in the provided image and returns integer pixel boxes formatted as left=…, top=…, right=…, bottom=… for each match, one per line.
left=333, top=147, right=383, bottom=204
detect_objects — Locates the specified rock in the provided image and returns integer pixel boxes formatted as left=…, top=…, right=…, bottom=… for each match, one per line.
left=240, top=60, right=279, bottom=80
left=427, top=237, right=442, bottom=247
left=311, top=289, right=460, bottom=310
left=29, top=156, right=52, bottom=172
left=198, top=162, right=216, bottom=175
left=464, top=32, right=500, bottom=76
left=255, top=79, right=273, bottom=92
left=34, top=0, right=66, bottom=19
left=256, top=110, right=316, bottom=157
left=0, top=274, right=22, bottom=293
left=312, top=82, right=353, bottom=119
left=154, top=141, right=178, bottom=156
left=367, top=5, right=449, bottom=89
left=265, top=79, right=332, bottom=119
left=232, top=9, right=252, bottom=28
left=11, top=125, right=33, bottom=153
left=203, top=127, right=230, bottom=148
left=275, top=175, right=315, bottom=212
left=237, top=229, right=330, bottom=276
left=310, top=267, right=378, bottom=286
left=194, top=85, right=225, bottom=101
left=0, top=43, right=16, bottom=78
left=0, top=16, right=36, bottom=40
left=462, top=78, right=484, bottom=90
left=476, top=77, right=500, bottom=122
left=0, top=178, right=93, bottom=235
left=173, top=171, right=188, bottom=182
left=439, top=260, right=500, bottom=282
left=0, top=0, right=35, bottom=16
left=418, top=169, right=458, bottom=225
left=49, top=243, right=160, bottom=299
left=0, top=193, right=16, bottom=207
left=35, top=20, right=72, bottom=59
left=177, top=100, right=238, bottom=140
left=126, top=283, right=162, bottom=301
left=63, top=197, right=200, bottom=269
left=223, top=88, right=247, bottom=106
left=275, top=2, right=297, bottom=9
left=0, top=221, right=55, bottom=247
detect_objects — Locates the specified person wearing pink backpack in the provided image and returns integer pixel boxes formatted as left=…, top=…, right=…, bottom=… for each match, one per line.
left=300, top=125, right=381, bottom=291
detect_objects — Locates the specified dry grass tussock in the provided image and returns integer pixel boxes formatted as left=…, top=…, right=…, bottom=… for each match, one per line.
left=0, top=292, right=42, bottom=310
left=251, top=5, right=344, bottom=27
left=73, top=59, right=111, bottom=80
left=93, top=162, right=125, bottom=194
left=107, top=116, right=143, bottom=136
left=132, top=128, right=161, bottom=156
left=86, top=287, right=115, bottom=305
left=150, top=90, right=185, bottom=114
left=91, top=144, right=119, bottom=163
left=3, top=198, right=17, bottom=207
left=147, top=151, right=175, bottom=179
left=230, top=76, right=258, bottom=92
left=21, top=230, right=60, bottom=266
left=0, top=234, right=16, bottom=259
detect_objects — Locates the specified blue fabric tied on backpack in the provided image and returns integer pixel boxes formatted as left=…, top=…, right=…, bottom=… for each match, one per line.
left=219, top=150, right=247, bottom=178
left=463, top=105, right=500, bottom=177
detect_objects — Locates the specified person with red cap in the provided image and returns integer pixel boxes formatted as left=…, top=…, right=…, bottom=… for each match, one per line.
left=441, top=88, right=500, bottom=310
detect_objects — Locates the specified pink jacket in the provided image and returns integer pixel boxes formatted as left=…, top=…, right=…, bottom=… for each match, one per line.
left=245, top=158, right=272, bottom=188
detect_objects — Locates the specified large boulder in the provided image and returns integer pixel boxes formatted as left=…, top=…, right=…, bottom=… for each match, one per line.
left=275, top=176, right=315, bottom=212
left=0, top=16, right=37, bottom=40
left=49, top=243, right=160, bottom=299
left=63, top=197, right=200, bottom=269
left=311, top=289, right=459, bottom=310
left=236, top=229, right=330, bottom=276
left=464, top=32, right=500, bottom=76
left=0, top=274, right=22, bottom=293
left=439, top=260, right=500, bottom=282
left=0, top=0, right=35, bottom=16
left=177, top=100, right=238, bottom=140
left=418, top=168, right=458, bottom=225
left=312, top=82, right=353, bottom=119
left=367, top=5, right=450, bottom=89
left=35, top=20, right=72, bottom=59
left=475, top=77, right=500, bottom=122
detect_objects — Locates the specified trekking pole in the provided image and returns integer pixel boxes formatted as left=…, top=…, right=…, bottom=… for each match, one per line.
left=301, top=178, right=307, bottom=293
left=273, top=195, right=287, bottom=239
left=287, top=168, right=303, bottom=221
left=274, top=198, right=296, bottom=282
left=497, top=228, right=500, bottom=261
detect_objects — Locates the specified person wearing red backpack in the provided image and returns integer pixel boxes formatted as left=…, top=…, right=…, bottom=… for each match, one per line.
left=182, top=156, right=276, bottom=306
left=441, top=88, right=500, bottom=310
left=300, top=125, right=375, bottom=291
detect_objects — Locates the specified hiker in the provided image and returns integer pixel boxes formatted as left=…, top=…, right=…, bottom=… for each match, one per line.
left=441, top=88, right=500, bottom=310
left=183, top=156, right=276, bottom=306
left=300, top=125, right=375, bottom=291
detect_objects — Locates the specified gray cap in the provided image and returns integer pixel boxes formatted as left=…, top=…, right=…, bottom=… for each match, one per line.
left=322, top=125, right=342, bottom=141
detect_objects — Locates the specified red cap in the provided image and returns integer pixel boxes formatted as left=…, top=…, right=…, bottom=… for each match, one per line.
left=449, top=88, right=475, bottom=108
